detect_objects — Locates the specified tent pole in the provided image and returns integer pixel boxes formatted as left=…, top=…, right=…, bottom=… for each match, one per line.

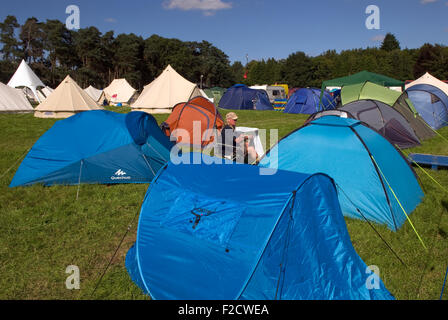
left=76, top=160, right=83, bottom=201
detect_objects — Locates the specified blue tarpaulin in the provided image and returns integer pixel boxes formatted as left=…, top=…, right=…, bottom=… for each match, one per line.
left=126, top=153, right=394, bottom=300
left=10, top=110, right=173, bottom=187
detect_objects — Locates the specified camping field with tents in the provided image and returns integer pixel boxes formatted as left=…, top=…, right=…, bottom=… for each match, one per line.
left=2, top=7, right=448, bottom=300
left=1, top=105, right=448, bottom=299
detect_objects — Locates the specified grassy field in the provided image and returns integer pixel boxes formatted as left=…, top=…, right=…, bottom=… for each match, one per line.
left=0, top=107, right=447, bottom=300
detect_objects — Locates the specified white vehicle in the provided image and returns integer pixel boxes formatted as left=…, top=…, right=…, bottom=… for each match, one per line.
left=249, top=85, right=286, bottom=103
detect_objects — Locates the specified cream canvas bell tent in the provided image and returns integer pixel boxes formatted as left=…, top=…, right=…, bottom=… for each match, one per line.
left=102, top=78, right=137, bottom=105
left=405, top=72, right=448, bottom=95
left=0, top=82, right=34, bottom=113
left=7, top=60, right=45, bottom=103
left=34, top=75, right=104, bottom=118
left=131, top=65, right=206, bottom=114
left=84, top=85, right=103, bottom=103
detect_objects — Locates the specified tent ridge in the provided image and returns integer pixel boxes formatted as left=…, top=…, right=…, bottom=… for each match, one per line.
left=347, top=126, right=398, bottom=230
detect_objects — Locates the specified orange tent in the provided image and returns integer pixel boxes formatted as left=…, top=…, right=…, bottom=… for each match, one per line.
left=161, top=96, right=224, bottom=147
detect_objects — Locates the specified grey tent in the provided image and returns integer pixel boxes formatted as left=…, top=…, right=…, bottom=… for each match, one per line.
left=307, top=100, right=421, bottom=149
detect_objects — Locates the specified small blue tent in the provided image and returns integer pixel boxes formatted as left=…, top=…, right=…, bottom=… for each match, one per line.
left=406, top=84, right=448, bottom=130
left=10, top=110, right=173, bottom=187
left=218, top=84, right=273, bottom=110
left=126, top=154, right=394, bottom=300
left=283, top=88, right=337, bottom=114
left=259, top=116, right=423, bottom=231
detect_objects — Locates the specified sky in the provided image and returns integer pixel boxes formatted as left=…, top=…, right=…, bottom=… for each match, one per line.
left=1, top=0, right=448, bottom=63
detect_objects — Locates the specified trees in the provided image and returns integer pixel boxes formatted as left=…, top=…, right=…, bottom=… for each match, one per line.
left=0, top=16, right=447, bottom=90
left=0, top=15, right=20, bottom=61
left=381, top=33, right=401, bottom=52
left=283, top=51, right=313, bottom=88
left=20, top=17, right=44, bottom=64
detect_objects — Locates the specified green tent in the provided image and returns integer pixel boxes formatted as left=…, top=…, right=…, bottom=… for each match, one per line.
left=322, top=71, right=405, bottom=90
left=319, top=71, right=404, bottom=108
left=340, top=81, right=435, bottom=141
left=341, top=81, right=403, bottom=106
left=203, top=87, right=226, bottom=105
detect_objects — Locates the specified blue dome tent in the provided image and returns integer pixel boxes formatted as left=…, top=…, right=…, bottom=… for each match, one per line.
left=125, top=154, right=394, bottom=300
left=406, top=84, right=448, bottom=130
left=259, top=116, right=423, bottom=231
left=218, top=84, right=273, bottom=110
left=283, top=88, right=337, bottom=114
left=10, top=110, right=173, bottom=187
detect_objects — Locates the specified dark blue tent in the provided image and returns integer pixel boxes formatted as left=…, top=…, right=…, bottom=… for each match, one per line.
left=259, top=116, right=423, bottom=231
left=284, top=88, right=337, bottom=114
left=126, top=153, right=394, bottom=300
left=218, top=84, right=273, bottom=110
left=10, top=110, right=173, bottom=187
left=406, top=84, right=448, bottom=130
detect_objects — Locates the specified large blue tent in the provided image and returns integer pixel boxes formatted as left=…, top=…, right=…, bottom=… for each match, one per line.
left=406, top=84, right=448, bottom=130
left=283, top=88, right=337, bottom=114
left=259, top=116, right=423, bottom=231
left=126, top=154, right=394, bottom=300
left=10, top=110, right=173, bottom=187
left=218, top=84, right=273, bottom=110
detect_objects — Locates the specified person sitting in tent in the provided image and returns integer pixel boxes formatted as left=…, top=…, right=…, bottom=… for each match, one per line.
left=218, top=112, right=258, bottom=163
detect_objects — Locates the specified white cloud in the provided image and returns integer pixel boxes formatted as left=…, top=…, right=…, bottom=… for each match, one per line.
left=420, top=0, right=438, bottom=4
left=163, top=0, right=232, bottom=15
left=104, top=18, right=117, bottom=23
left=371, top=35, right=385, bottom=42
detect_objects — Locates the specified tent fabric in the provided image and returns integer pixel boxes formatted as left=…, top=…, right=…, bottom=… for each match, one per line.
left=405, top=72, right=448, bottom=97
left=340, top=81, right=435, bottom=141
left=7, top=60, right=45, bottom=103
left=10, top=110, right=173, bottom=187
left=103, top=78, right=138, bottom=105
left=341, top=81, right=402, bottom=106
left=405, top=73, right=448, bottom=129
left=84, top=85, right=103, bottom=102
left=161, top=96, right=224, bottom=147
left=339, top=100, right=420, bottom=148
left=218, top=84, right=273, bottom=110
left=284, top=88, right=337, bottom=114
left=203, top=87, right=226, bottom=105
left=0, top=82, right=34, bottom=113
left=259, top=116, right=423, bottom=231
left=132, top=65, right=206, bottom=114
left=125, top=154, right=394, bottom=300
left=322, top=71, right=404, bottom=90
left=34, top=75, right=104, bottom=118
left=406, top=84, right=448, bottom=130
left=41, top=86, right=54, bottom=98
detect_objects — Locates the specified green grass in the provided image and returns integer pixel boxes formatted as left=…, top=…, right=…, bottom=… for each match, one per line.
left=0, top=108, right=447, bottom=300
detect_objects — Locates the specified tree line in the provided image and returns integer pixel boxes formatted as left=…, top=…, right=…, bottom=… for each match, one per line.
left=1, top=15, right=447, bottom=91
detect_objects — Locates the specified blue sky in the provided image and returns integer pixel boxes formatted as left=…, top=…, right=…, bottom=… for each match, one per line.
left=1, top=0, right=448, bottom=63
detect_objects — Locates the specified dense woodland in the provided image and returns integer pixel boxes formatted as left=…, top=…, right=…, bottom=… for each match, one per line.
left=1, top=15, right=448, bottom=90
